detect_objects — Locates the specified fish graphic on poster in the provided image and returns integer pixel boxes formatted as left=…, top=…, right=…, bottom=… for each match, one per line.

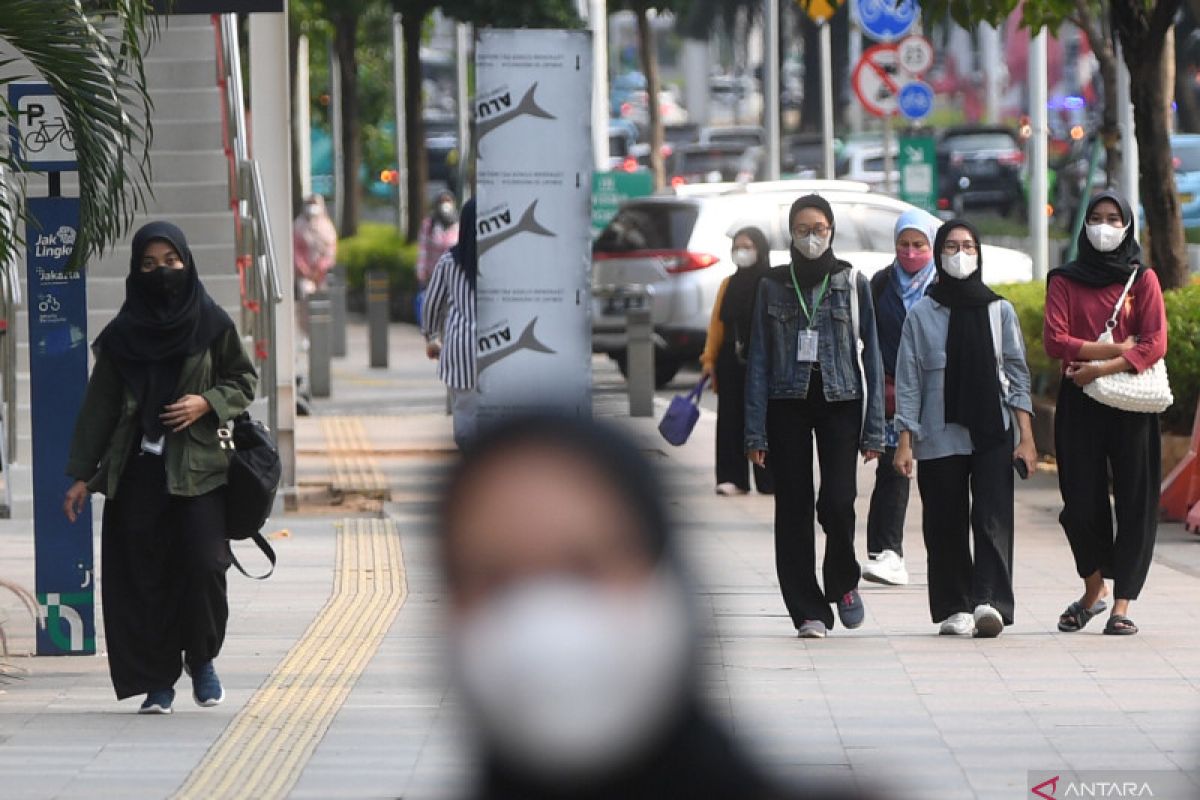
left=477, top=200, right=556, bottom=262
left=476, top=83, right=556, bottom=155
left=478, top=318, right=556, bottom=373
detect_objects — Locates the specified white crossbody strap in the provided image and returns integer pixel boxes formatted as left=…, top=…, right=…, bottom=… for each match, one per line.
left=1102, top=270, right=1139, bottom=336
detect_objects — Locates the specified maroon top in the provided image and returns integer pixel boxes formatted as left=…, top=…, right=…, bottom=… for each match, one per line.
left=1043, top=270, right=1168, bottom=374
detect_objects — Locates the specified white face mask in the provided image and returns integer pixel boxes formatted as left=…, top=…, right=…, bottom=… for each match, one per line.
left=304, top=203, right=320, bottom=217
left=732, top=247, right=758, bottom=268
left=452, top=573, right=692, bottom=781
left=438, top=201, right=456, bottom=218
left=1086, top=222, right=1126, bottom=253
left=942, top=250, right=978, bottom=279
left=794, top=233, right=830, bottom=260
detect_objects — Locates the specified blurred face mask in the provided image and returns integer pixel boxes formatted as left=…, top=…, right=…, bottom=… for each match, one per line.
left=1085, top=222, right=1125, bottom=253
left=438, top=201, right=456, bottom=219
left=452, top=572, right=692, bottom=781
left=896, top=246, right=930, bottom=274
left=942, top=251, right=978, bottom=280
left=732, top=247, right=758, bottom=268
left=304, top=203, right=321, bottom=218
left=793, top=233, right=830, bottom=260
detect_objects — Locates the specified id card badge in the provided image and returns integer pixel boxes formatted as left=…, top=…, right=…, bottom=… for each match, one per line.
left=796, top=329, right=819, bottom=362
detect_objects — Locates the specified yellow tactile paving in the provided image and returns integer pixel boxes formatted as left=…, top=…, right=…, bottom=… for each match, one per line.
left=172, top=518, right=407, bottom=800
left=319, top=417, right=389, bottom=496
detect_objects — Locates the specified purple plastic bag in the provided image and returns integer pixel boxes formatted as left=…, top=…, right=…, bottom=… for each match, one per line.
left=658, top=376, right=709, bottom=446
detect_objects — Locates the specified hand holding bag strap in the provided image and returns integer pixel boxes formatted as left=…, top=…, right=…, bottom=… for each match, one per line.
left=688, top=375, right=710, bottom=405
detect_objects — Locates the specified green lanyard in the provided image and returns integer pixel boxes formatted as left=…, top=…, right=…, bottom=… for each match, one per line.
left=788, top=266, right=829, bottom=328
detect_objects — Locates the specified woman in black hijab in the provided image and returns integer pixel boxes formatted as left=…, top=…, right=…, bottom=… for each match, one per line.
left=441, top=415, right=869, bottom=800
left=743, top=195, right=887, bottom=638
left=64, top=221, right=257, bottom=714
left=1044, top=191, right=1168, bottom=636
left=892, top=219, right=1036, bottom=637
left=700, top=226, right=773, bottom=495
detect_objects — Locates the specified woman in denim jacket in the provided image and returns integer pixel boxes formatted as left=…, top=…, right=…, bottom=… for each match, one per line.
left=744, top=195, right=886, bottom=639
left=892, top=219, right=1037, bottom=638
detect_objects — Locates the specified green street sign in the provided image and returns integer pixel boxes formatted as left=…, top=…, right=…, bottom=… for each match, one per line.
left=592, top=170, right=654, bottom=235
left=899, top=136, right=938, bottom=213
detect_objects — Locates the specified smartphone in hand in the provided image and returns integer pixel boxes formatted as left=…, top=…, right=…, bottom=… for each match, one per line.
left=1013, top=457, right=1029, bottom=480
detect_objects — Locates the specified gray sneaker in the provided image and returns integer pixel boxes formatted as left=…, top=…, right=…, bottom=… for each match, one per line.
left=837, top=589, right=865, bottom=629
left=138, top=688, right=175, bottom=715
left=797, top=620, right=827, bottom=638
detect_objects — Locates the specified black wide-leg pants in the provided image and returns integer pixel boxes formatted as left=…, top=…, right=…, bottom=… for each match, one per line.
left=101, top=450, right=231, bottom=700
left=916, top=441, right=1016, bottom=625
left=866, top=445, right=910, bottom=556
left=1054, top=380, right=1160, bottom=600
left=766, top=373, right=862, bottom=629
left=715, top=346, right=773, bottom=492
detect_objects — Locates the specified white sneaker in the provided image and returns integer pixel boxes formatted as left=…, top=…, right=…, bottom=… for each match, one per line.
left=973, top=604, right=1004, bottom=638
left=939, top=612, right=974, bottom=636
left=862, top=549, right=909, bottom=586
left=715, top=482, right=747, bottom=496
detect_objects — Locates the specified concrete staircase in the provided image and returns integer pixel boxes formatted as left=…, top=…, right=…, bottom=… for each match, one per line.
left=6, top=15, right=241, bottom=518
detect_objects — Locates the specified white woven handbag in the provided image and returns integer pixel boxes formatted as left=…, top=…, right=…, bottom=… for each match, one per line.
left=1082, top=270, right=1173, bottom=414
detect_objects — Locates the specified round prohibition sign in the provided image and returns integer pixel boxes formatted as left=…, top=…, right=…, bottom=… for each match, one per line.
left=897, top=35, right=933, bottom=76
left=852, top=43, right=901, bottom=117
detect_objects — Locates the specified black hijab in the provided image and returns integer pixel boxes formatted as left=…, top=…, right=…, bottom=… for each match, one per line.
left=93, top=221, right=234, bottom=438
left=1048, top=190, right=1146, bottom=287
left=929, top=219, right=1006, bottom=451
left=770, top=194, right=849, bottom=289
left=452, top=198, right=478, bottom=289
left=720, top=226, right=771, bottom=349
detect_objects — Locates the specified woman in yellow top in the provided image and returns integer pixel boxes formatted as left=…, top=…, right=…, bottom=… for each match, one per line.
left=701, top=227, right=774, bottom=496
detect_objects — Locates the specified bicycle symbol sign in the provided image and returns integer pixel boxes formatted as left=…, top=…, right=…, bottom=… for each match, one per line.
left=38, top=294, right=61, bottom=314
left=14, top=91, right=77, bottom=169
left=854, top=0, right=917, bottom=42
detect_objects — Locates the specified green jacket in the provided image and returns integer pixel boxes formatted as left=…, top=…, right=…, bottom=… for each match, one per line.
left=66, top=327, right=258, bottom=499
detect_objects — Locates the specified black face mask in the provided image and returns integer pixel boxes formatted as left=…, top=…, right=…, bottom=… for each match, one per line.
left=136, top=266, right=188, bottom=300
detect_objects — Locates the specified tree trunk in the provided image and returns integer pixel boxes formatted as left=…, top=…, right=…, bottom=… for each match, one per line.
left=1076, top=0, right=1122, bottom=186
left=1119, top=12, right=1187, bottom=289
left=333, top=12, right=362, bottom=238
left=637, top=9, right=665, bottom=190
left=288, top=24, right=303, bottom=216
left=402, top=11, right=428, bottom=242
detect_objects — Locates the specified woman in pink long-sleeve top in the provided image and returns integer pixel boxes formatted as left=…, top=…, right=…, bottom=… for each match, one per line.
left=1043, top=191, right=1168, bottom=637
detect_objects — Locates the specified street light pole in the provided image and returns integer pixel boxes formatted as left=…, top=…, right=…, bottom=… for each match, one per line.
left=1029, top=29, right=1049, bottom=281
left=820, top=21, right=834, bottom=179
left=1116, top=42, right=1140, bottom=230
left=392, top=14, right=407, bottom=234
left=764, top=0, right=781, bottom=180
left=455, top=22, right=472, bottom=201
left=591, top=0, right=610, bottom=171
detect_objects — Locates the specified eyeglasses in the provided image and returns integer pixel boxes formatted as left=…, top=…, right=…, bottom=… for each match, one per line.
left=941, top=241, right=978, bottom=255
left=792, top=224, right=831, bottom=237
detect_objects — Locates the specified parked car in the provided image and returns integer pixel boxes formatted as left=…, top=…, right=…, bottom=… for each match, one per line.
left=667, top=142, right=762, bottom=186
left=836, top=140, right=900, bottom=191
left=1171, top=133, right=1200, bottom=228
left=937, top=126, right=1025, bottom=217
left=591, top=181, right=1034, bottom=386
left=608, top=120, right=640, bottom=171
left=699, top=125, right=765, bottom=149
left=782, top=133, right=842, bottom=178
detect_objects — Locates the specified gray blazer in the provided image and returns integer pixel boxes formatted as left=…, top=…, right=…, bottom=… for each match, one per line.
left=893, top=296, right=1033, bottom=461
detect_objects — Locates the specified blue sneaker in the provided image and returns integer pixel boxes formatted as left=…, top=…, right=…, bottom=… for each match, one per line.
left=837, top=589, right=865, bottom=629
left=187, top=660, right=225, bottom=707
left=138, top=688, right=175, bottom=715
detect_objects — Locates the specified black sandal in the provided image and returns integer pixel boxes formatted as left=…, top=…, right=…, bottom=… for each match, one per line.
left=1057, top=599, right=1105, bottom=633
left=1104, top=614, right=1138, bottom=636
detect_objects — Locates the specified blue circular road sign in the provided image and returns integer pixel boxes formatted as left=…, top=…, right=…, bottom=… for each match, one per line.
left=897, top=81, right=934, bottom=121
left=854, top=0, right=918, bottom=42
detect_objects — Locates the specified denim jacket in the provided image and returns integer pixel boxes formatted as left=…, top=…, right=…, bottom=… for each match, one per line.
left=744, top=267, right=886, bottom=454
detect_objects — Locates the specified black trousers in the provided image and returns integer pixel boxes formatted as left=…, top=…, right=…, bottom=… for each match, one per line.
left=101, top=450, right=231, bottom=700
left=1054, top=381, right=1160, bottom=600
left=766, top=372, right=862, bottom=629
left=866, top=444, right=910, bottom=556
left=715, top=346, right=773, bottom=492
left=916, top=442, right=1015, bottom=625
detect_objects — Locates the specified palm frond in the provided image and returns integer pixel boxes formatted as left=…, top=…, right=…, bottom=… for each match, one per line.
left=0, top=0, right=155, bottom=271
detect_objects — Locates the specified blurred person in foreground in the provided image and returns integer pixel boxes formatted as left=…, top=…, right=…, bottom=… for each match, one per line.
left=292, top=193, right=337, bottom=299
left=861, top=209, right=942, bottom=587
left=700, top=226, right=774, bottom=496
left=439, top=416, right=871, bottom=800
left=422, top=199, right=477, bottom=449
left=415, top=191, right=460, bottom=324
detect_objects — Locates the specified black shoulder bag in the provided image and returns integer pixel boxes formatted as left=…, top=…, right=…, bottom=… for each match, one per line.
left=220, top=412, right=282, bottom=579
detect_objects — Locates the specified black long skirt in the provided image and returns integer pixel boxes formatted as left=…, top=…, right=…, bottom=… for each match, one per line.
left=100, top=449, right=231, bottom=700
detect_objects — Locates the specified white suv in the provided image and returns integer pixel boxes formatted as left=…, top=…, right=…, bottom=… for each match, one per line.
left=591, top=181, right=1033, bottom=386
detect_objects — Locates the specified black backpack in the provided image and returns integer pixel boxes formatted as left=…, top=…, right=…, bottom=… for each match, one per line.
left=221, top=412, right=282, bottom=579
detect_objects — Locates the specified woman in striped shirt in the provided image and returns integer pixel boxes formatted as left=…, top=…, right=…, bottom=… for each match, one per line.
left=422, top=199, right=478, bottom=449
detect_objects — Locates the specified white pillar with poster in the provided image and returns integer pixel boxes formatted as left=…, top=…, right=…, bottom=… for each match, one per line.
left=474, top=29, right=594, bottom=422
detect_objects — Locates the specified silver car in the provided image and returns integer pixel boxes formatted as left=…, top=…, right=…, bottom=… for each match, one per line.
left=591, top=180, right=1034, bottom=386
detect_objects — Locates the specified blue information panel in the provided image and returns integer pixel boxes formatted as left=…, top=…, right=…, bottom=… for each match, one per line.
left=854, top=0, right=918, bottom=42
left=898, top=81, right=935, bottom=121
left=27, top=196, right=95, bottom=655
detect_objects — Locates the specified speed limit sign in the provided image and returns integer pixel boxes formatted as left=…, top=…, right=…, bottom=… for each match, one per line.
left=897, top=35, right=933, bottom=76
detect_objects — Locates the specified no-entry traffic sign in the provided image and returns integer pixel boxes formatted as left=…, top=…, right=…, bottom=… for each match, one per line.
left=852, top=44, right=901, bottom=118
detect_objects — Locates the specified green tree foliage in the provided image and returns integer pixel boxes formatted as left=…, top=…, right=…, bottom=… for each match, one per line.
left=0, top=0, right=155, bottom=270
left=920, top=0, right=1189, bottom=290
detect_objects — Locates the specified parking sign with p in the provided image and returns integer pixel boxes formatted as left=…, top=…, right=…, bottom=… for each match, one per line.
left=9, top=84, right=77, bottom=171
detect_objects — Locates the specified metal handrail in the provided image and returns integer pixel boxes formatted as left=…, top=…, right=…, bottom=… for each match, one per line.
left=0, top=167, right=20, bottom=480
left=212, top=13, right=283, bottom=438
